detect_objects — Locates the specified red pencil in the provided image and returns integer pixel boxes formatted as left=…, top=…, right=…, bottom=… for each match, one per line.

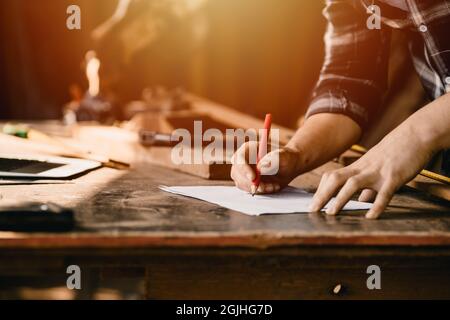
left=251, top=113, right=272, bottom=196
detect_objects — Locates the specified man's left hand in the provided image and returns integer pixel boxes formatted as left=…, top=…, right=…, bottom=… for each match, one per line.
left=308, top=123, right=434, bottom=219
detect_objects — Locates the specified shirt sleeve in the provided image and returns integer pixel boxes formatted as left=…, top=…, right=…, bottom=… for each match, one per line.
left=306, top=0, right=392, bottom=131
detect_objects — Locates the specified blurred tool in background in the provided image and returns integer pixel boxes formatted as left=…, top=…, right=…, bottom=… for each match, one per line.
left=2, top=123, right=129, bottom=170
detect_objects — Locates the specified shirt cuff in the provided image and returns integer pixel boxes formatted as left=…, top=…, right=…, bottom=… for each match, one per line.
left=305, top=89, right=370, bottom=130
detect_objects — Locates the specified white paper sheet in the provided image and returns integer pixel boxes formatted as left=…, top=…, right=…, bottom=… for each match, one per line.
left=159, top=186, right=372, bottom=216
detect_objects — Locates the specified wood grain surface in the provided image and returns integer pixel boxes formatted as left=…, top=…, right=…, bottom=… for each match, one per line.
left=0, top=163, right=449, bottom=299
left=0, top=163, right=449, bottom=249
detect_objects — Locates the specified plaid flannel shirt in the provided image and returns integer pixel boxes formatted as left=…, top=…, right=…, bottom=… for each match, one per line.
left=306, top=0, right=450, bottom=176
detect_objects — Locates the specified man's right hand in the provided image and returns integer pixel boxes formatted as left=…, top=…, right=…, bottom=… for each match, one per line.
left=230, top=141, right=301, bottom=194
left=230, top=113, right=362, bottom=195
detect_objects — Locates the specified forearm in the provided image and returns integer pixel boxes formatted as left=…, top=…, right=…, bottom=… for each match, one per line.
left=286, top=113, right=362, bottom=174
left=399, top=92, right=450, bottom=153
left=309, top=93, right=450, bottom=219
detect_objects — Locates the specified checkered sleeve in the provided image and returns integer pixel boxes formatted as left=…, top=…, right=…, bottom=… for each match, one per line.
left=306, top=0, right=392, bottom=131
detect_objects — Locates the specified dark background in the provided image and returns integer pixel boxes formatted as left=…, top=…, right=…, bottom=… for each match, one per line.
left=0, top=0, right=326, bottom=128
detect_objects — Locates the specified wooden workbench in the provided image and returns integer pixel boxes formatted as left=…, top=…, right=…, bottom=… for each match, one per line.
left=0, top=162, right=449, bottom=299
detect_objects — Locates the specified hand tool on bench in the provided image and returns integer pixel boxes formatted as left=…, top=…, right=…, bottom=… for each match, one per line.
left=2, top=123, right=130, bottom=170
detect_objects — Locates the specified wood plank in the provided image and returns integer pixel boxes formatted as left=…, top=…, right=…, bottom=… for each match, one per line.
left=145, top=254, right=450, bottom=299
left=0, top=164, right=448, bottom=249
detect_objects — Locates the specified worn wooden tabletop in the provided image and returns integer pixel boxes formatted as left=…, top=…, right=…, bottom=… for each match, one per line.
left=0, top=162, right=449, bottom=249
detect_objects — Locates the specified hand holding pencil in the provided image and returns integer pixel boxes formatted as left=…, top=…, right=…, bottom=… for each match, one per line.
left=251, top=114, right=272, bottom=196
left=230, top=114, right=302, bottom=195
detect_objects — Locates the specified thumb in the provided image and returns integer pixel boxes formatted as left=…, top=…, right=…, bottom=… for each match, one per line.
left=258, top=150, right=280, bottom=176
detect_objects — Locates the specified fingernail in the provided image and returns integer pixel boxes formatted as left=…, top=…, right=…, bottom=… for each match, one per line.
left=308, top=204, right=317, bottom=212
left=265, top=184, right=273, bottom=192
left=274, top=184, right=280, bottom=191
left=257, top=185, right=264, bottom=193
left=366, top=212, right=377, bottom=219
left=260, top=161, right=270, bottom=168
left=326, top=207, right=336, bottom=215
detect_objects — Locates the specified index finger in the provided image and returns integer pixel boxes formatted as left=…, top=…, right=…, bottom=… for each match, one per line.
left=365, top=183, right=395, bottom=219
